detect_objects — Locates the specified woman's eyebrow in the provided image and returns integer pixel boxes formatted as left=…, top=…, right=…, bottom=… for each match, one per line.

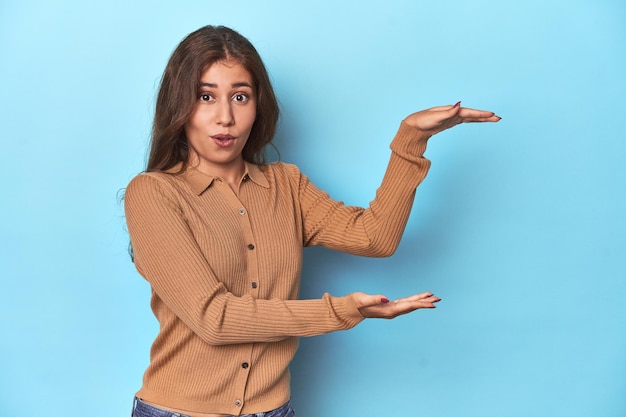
left=200, top=82, right=253, bottom=88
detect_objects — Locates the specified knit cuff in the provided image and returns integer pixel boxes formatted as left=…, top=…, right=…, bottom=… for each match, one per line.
left=389, top=121, right=431, bottom=163
left=327, top=293, right=365, bottom=329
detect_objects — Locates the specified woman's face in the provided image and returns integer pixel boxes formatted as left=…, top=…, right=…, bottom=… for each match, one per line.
left=185, top=60, right=257, bottom=177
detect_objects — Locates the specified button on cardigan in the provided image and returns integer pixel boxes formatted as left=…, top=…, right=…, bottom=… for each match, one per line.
left=124, top=121, right=431, bottom=415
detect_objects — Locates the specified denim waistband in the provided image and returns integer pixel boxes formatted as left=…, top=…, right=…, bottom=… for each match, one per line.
left=132, top=397, right=294, bottom=417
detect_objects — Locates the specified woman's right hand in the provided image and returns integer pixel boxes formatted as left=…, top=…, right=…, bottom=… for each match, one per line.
left=353, top=291, right=441, bottom=319
left=403, top=103, right=501, bottom=137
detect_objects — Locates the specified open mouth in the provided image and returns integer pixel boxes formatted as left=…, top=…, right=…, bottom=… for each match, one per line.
left=212, top=134, right=235, bottom=147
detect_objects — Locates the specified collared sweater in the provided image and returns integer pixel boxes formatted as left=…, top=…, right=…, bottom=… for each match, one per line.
left=124, top=121, right=431, bottom=415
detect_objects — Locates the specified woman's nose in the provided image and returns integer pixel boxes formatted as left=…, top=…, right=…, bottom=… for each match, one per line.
left=216, top=101, right=234, bottom=126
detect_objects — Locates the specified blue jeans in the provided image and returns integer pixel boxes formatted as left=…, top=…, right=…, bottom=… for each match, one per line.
left=132, top=397, right=295, bottom=417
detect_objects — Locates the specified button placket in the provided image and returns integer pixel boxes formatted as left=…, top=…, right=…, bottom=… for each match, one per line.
left=236, top=203, right=260, bottom=299
left=212, top=185, right=257, bottom=410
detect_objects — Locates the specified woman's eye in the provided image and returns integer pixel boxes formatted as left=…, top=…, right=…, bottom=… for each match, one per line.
left=233, top=93, right=249, bottom=103
left=199, top=94, right=213, bottom=102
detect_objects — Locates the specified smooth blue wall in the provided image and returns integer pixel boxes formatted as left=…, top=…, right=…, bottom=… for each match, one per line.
left=1, top=1, right=624, bottom=416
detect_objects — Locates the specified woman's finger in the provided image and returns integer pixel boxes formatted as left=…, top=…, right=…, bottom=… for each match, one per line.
left=429, top=105, right=456, bottom=111
left=393, top=292, right=437, bottom=303
left=463, top=116, right=502, bottom=123
left=458, top=108, right=500, bottom=119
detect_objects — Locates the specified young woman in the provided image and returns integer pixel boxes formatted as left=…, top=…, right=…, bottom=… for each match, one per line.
left=125, top=25, right=500, bottom=417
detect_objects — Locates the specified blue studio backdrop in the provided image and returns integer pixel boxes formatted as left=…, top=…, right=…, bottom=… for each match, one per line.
left=1, top=1, right=624, bottom=416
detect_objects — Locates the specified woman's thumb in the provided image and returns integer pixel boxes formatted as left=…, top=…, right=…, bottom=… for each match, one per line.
left=352, top=292, right=390, bottom=308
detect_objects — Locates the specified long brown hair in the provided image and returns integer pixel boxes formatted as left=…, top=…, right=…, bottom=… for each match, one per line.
left=147, top=25, right=279, bottom=172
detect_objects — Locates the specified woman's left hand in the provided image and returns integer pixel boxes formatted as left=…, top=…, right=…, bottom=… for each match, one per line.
left=353, top=291, right=441, bottom=319
left=403, top=102, right=501, bottom=136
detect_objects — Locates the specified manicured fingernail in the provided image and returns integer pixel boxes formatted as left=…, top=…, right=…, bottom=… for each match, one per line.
left=381, top=297, right=390, bottom=303
left=453, top=101, right=461, bottom=108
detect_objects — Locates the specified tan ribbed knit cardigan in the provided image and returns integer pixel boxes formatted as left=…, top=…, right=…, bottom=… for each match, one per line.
left=124, top=122, right=431, bottom=415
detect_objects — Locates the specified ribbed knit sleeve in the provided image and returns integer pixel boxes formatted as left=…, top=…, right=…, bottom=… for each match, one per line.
left=125, top=174, right=364, bottom=346
left=299, top=121, right=431, bottom=255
